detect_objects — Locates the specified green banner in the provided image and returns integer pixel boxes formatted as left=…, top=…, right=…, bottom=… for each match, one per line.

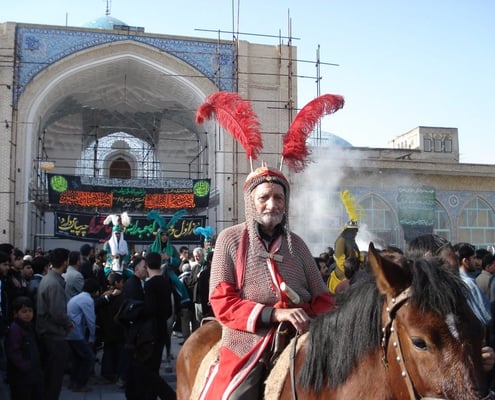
left=397, top=186, right=436, bottom=226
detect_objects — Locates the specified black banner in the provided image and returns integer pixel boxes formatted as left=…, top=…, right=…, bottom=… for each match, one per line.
left=54, top=212, right=207, bottom=245
left=47, top=174, right=211, bottom=211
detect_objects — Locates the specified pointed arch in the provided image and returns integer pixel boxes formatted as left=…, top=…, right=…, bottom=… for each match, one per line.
left=109, top=157, right=131, bottom=179
left=457, top=196, right=495, bottom=248
left=14, top=40, right=219, bottom=250
left=357, top=194, right=401, bottom=248
left=433, top=200, right=452, bottom=242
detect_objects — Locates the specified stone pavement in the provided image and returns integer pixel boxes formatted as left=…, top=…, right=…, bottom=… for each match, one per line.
left=59, top=334, right=181, bottom=400
left=0, top=333, right=182, bottom=400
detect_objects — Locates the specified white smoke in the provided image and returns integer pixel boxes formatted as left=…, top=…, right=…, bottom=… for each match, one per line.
left=355, top=223, right=386, bottom=252
left=289, top=142, right=431, bottom=255
left=289, top=147, right=400, bottom=255
left=290, top=147, right=346, bottom=255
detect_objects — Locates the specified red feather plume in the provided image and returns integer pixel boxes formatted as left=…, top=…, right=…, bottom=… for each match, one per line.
left=282, top=94, right=345, bottom=172
left=196, top=91, right=263, bottom=160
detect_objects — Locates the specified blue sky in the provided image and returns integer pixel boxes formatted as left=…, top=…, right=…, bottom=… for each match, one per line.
left=3, top=0, right=494, bottom=164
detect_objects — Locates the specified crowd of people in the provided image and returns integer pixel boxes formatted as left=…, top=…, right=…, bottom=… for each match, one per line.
left=2, top=215, right=495, bottom=400
left=2, top=190, right=495, bottom=400
left=2, top=202, right=495, bottom=400
left=0, top=236, right=214, bottom=400
left=1, top=228, right=495, bottom=399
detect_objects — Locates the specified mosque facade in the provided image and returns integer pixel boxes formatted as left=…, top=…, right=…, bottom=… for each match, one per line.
left=0, top=18, right=295, bottom=252
left=1, top=17, right=495, bottom=254
left=292, top=127, right=495, bottom=254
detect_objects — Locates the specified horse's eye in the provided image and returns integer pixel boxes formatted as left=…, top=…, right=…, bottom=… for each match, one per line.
left=411, top=337, right=429, bottom=351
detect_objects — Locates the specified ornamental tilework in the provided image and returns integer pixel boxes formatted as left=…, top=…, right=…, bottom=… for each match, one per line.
left=347, top=187, right=495, bottom=218
left=343, top=186, right=495, bottom=239
left=14, top=26, right=236, bottom=105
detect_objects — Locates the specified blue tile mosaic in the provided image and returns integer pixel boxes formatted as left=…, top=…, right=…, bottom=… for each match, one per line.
left=14, top=26, right=236, bottom=105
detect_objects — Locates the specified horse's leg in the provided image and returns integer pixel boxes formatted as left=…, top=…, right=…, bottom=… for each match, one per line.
left=176, top=319, right=222, bottom=400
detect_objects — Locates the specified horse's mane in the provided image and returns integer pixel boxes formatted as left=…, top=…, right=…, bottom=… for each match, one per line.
left=299, top=272, right=382, bottom=391
left=299, top=256, right=473, bottom=392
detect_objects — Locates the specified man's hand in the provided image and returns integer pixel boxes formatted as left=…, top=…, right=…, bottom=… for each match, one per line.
left=65, top=321, right=75, bottom=333
left=271, top=308, right=311, bottom=334
left=481, top=346, right=495, bottom=372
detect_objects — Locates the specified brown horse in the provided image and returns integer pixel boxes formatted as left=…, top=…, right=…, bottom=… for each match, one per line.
left=177, top=243, right=494, bottom=399
left=176, top=318, right=222, bottom=400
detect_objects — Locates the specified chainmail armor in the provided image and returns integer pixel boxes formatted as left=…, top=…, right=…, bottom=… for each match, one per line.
left=210, top=223, right=329, bottom=357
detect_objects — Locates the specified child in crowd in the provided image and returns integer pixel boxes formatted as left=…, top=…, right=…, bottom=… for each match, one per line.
left=5, top=296, right=44, bottom=399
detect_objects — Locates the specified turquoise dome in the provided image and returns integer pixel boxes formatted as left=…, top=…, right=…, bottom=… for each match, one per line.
left=310, top=131, right=353, bottom=148
left=83, top=15, right=128, bottom=30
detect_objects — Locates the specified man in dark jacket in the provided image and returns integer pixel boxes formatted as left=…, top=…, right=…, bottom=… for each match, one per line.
left=0, top=251, right=11, bottom=385
left=121, top=255, right=146, bottom=397
left=79, top=244, right=94, bottom=280
left=142, top=252, right=175, bottom=399
left=98, top=272, right=125, bottom=382
left=36, top=248, right=73, bottom=400
left=122, top=256, right=146, bottom=302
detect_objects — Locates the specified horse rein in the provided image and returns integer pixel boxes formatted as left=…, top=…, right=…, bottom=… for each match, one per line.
left=289, top=331, right=300, bottom=400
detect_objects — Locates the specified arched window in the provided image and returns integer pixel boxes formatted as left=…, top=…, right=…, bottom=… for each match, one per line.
left=109, top=157, right=131, bottom=179
left=424, top=138, right=432, bottom=152
left=358, top=194, right=400, bottom=247
left=444, top=137, right=452, bottom=153
left=458, top=196, right=495, bottom=248
left=434, top=137, right=442, bottom=152
left=433, top=200, right=451, bottom=241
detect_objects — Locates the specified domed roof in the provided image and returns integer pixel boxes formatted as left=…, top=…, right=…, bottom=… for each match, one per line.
left=309, top=131, right=353, bottom=148
left=83, top=15, right=128, bottom=30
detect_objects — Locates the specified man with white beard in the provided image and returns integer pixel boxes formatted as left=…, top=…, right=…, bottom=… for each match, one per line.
left=199, top=166, right=335, bottom=399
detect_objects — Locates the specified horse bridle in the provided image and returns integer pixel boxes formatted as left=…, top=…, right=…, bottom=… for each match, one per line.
left=287, top=287, right=435, bottom=400
left=381, top=286, right=427, bottom=400
left=381, top=286, right=495, bottom=400
left=286, top=286, right=494, bottom=400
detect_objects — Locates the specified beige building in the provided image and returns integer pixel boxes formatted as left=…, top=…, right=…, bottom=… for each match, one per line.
left=0, top=18, right=296, bottom=251
left=1, top=17, right=495, bottom=254
left=292, top=127, right=495, bottom=254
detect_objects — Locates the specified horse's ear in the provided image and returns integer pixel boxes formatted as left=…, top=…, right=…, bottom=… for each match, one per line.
left=368, top=242, right=411, bottom=297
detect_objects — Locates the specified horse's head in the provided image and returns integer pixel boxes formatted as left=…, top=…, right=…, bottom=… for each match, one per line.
left=368, top=242, right=490, bottom=400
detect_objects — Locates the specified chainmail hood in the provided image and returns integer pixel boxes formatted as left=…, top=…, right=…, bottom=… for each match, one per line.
left=243, top=166, right=293, bottom=254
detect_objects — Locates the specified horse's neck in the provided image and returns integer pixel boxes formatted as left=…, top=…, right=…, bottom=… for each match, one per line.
left=333, top=349, right=394, bottom=400
left=295, top=349, right=395, bottom=400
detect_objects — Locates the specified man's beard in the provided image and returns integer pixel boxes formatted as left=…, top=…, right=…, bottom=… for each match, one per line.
left=255, top=211, right=284, bottom=230
left=466, top=262, right=477, bottom=273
